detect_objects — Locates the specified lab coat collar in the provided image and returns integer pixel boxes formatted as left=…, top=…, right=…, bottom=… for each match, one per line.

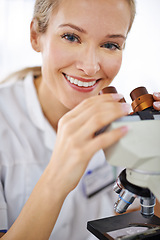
left=24, top=73, right=56, bottom=150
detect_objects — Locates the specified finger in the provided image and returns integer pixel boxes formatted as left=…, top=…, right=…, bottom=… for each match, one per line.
left=101, top=87, right=126, bottom=102
left=153, top=92, right=160, bottom=101
left=72, top=102, right=130, bottom=141
left=153, top=101, right=160, bottom=111
left=85, top=125, right=129, bottom=159
left=58, top=95, right=129, bottom=134
left=63, top=93, right=125, bottom=120
left=153, top=92, right=160, bottom=110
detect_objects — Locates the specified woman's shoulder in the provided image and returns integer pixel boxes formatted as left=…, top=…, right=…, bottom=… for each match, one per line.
left=0, top=71, right=34, bottom=125
left=0, top=66, right=41, bottom=94
left=0, top=68, right=42, bottom=165
left=0, top=76, right=26, bottom=110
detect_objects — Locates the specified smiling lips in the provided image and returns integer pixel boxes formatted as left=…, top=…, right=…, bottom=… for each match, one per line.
left=64, top=73, right=97, bottom=88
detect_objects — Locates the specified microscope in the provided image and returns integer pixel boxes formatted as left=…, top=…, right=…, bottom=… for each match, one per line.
left=87, top=87, right=160, bottom=240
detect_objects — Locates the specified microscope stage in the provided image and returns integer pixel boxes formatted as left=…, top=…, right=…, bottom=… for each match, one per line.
left=87, top=211, right=160, bottom=240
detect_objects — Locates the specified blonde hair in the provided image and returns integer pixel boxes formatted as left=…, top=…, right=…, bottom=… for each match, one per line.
left=3, top=0, right=136, bottom=83
left=33, top=0, right=59, bottom=33
left=126, top=0, right=136, bottom=33
left=33, top=0, right=136, bottom=34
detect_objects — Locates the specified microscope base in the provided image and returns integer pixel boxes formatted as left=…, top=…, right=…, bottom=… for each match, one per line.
left=87, top=211, right=160, bottom=240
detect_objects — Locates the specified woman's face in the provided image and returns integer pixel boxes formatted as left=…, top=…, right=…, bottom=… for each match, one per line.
left=38, top=0, right=131, bottom=109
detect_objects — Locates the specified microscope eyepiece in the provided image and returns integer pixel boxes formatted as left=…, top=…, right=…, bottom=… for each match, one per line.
left=102, top=86, right=126, bottom=102
left=130, top=86, right=154, bottom=112
left=102, top=86, right=118, bottom=94
left=130, top=86, right=148, bottom=100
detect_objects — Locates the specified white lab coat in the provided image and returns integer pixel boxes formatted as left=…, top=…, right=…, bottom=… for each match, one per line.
left=0, top=73, right=116, bottom=240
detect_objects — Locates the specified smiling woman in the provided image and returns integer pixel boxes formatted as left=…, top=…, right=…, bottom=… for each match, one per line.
left=0, top=0, right=160, bottom=240
left=30, top=0, right=132, bottom=110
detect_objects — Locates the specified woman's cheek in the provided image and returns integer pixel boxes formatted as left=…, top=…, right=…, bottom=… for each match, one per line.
left=106, top=56, right=122, bottom=80
left=49, top=43, right=76, bottom=68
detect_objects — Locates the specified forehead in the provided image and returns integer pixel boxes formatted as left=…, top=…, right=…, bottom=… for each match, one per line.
left=50, top=0, right=131, bottom=36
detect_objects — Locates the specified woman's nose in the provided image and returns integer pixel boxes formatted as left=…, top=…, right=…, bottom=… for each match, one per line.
left=76, top=46, right=100, bottom=76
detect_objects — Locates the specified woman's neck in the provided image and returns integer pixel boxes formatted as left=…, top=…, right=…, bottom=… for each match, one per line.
left=34, top=76, right=69, bottom=132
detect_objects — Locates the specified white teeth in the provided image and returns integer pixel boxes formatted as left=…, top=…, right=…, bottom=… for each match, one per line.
left=70, top=77, right=74, bottom=83
left=73, top=79, right=78, bottom=85
left=83, top=82, right=89, bottom=87
left=65, top=74, right=96, bottom=87
left=78, top=81, right=83, bottom=86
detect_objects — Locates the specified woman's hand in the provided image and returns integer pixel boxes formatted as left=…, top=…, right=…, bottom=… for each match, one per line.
left=48, top=94, right=130, bottom=196
left=153, top=92, right=160, bottom=111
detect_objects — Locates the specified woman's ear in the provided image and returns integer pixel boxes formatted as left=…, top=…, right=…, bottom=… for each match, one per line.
left=30, top=19, right=41, bottom=52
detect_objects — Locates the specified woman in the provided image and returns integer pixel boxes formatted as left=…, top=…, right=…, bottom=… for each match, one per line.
left=0, top=0, right=159, bottom=239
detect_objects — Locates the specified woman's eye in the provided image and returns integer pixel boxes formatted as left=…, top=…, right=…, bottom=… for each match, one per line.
left=101, top=42, right=121, bottom=50
left=61, top=33, right=81, bottom=43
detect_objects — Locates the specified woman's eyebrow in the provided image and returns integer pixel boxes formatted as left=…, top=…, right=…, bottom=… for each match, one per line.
left=106, top=34, right=126, bottom=40
left=58, top=24, right=126, bottom=40
left=58, top=23, right=87, bottom=34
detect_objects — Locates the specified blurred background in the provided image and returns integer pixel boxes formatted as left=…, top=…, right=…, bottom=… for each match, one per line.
left=0, top=0, right=160, bottom=103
